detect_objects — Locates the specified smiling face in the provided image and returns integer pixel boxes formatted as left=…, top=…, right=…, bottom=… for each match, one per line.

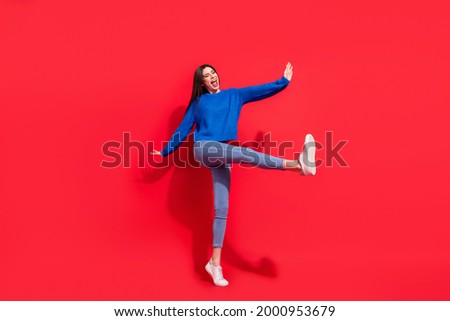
left=202, top=67, right=220, bottom=94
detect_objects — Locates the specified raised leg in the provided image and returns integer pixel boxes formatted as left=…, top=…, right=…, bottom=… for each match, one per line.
left=194, top=140, right=286, bottom=170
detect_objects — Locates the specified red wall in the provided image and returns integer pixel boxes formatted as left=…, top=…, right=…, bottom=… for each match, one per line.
left=1, top=0, right=449, bottom=300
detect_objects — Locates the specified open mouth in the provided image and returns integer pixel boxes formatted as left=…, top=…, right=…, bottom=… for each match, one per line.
left=211, top=79, right=218, bottom=87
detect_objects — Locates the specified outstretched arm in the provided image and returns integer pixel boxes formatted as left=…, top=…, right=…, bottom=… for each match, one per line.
left=154, top=103, right=196, bottom=157
left=238, top=62, right=293, bottom=105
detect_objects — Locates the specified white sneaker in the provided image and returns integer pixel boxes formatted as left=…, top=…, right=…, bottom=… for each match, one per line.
left=299, top=134, right=316, bottom=176
left=205, top=259, right=229, bottom=287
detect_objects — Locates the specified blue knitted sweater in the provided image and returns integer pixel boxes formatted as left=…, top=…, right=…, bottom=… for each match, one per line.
left=160, top=76, right=290, bottom=156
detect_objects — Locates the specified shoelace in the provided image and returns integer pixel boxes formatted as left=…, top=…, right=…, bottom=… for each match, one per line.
left=213, top=265, right=224, bottom=280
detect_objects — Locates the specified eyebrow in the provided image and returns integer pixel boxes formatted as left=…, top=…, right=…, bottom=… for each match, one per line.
left=203, top=70, right=215, bottom=78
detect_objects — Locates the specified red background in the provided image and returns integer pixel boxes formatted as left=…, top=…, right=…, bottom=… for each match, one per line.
left=1, top=0, right=449, bottom=300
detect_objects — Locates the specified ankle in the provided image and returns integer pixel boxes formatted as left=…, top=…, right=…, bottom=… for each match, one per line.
left=284, top=161, right=301, bottom=173
left=284, top=159, right=299, bottom=169
left=211, top=258, right=220, bottom=267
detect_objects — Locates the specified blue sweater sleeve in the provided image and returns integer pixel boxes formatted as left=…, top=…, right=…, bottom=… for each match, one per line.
left=160, top=103, right=196, bottom=157
left=237, top=76, right=290, bottom=105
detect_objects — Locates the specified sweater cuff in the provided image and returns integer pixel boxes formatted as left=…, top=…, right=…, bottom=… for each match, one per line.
left=281, top=76, right=290, bottom=83
left=160, top=148, right=169, bottom=157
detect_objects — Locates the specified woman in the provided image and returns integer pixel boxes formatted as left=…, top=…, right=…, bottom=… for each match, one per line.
left=152, top=62, right=316, bottom=286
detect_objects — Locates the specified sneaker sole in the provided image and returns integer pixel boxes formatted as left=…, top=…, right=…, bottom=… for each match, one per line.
left=300, top=134, right=316, bottom=176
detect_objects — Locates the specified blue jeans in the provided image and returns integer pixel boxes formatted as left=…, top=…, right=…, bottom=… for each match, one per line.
left=193, top=140, right=285, bottom=248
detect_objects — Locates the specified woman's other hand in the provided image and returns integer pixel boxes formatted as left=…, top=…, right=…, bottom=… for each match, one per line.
left=284, top=62, right=293, bottom=81
left=150, top=149, right=162, bottom=156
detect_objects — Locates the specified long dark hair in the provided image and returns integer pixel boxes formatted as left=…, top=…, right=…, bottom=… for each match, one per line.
left=185, top=64, right=218, bottom=114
